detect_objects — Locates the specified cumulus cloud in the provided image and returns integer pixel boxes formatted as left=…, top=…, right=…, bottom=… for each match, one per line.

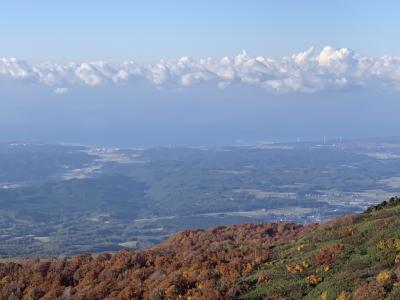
left=1, top=46, right=400, bottom=93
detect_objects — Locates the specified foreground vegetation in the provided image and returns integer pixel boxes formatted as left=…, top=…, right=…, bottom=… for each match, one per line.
left=0, top=197, right=399, bottom=299
left=240, top=196, right=400, bottom=299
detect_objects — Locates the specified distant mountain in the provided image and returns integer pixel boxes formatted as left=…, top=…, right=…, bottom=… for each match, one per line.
left=0, top=197, right=399, bottom=299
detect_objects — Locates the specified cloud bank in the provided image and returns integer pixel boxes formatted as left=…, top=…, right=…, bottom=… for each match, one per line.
left=1, top=46, right=400, bottom=94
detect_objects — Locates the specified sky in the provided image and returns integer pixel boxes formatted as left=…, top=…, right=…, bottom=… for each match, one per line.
left=1, top=1, right=400, bottom=61
left=1, top=1, right=400, bottom=147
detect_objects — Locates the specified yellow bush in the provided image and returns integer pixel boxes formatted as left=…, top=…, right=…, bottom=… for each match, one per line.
left=306, top=274, right=323, bottom=286
left=286, top=263, right=305, bottom=273
left=297, top=244, right=305, bottom=251
left=376, top=270, right=392, bottom=283
left=377, top=238, right=400, bottom=250
left=320, top=290, right=328, bottom=300
left=377, top=240, right=385, bottom=249
left=302, top=260, right=310, bottom=268
left=395, top=253, right=400, bottom=264
left=336, top=291, right=351, bottom=300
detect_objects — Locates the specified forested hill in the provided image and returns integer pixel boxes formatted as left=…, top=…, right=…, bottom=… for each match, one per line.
left=1, top=198, right=400, bottom=300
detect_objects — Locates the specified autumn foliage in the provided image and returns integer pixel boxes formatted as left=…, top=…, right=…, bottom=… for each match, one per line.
left=1, top=197, right=400, bottom=299
left=0, top=223, right=308, bottom=300
left=312, top=244, right=344, bottom=267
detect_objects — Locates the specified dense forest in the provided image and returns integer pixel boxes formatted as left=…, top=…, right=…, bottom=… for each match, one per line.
left=1, top=198, right=400, bottom=299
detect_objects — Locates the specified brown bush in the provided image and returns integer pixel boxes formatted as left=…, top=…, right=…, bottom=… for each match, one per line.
left=313, top=244, right=344, bottom=267
left=353, top=282, right=386, bottom=300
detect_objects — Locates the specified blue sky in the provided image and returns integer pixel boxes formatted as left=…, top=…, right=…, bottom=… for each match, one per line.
left=1, top=1, right=400, bottom=146
left=1, top=1, right=399, bottom=61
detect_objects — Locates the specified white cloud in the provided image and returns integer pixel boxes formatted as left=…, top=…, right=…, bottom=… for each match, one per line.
left=1, top=46, right=400, bottom=93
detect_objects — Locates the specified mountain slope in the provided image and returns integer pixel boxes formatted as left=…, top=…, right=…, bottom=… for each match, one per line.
left=240, top=197, right=400, bottom=300
left=0, top=198, right=399, bottom=300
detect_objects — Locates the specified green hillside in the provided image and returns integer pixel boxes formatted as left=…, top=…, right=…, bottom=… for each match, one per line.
left=240, top=197, right=400, bottom=299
